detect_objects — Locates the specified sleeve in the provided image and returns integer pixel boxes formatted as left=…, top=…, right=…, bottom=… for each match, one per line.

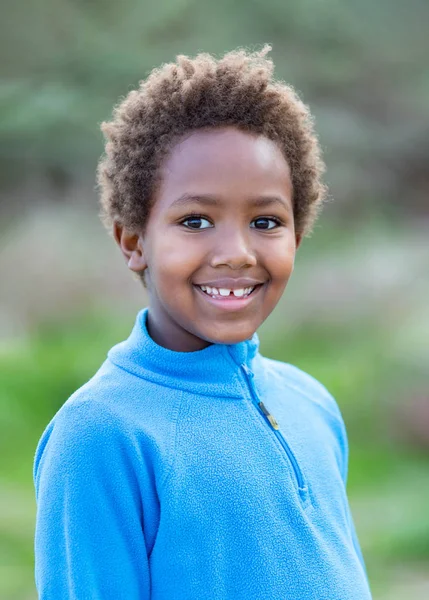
left=33, top=400, right=151, bottom=600
left=335, top=410, right=368, bottom=579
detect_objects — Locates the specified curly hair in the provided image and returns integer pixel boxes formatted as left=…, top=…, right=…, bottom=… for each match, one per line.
left=97, top=45, right=327, bottom=238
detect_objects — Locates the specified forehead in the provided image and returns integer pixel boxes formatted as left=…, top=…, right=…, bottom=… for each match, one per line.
left=155, top=126, right=293, bottom=209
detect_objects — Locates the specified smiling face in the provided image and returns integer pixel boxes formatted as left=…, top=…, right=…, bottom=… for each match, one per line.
left=115, top=126, right=300, bottom=351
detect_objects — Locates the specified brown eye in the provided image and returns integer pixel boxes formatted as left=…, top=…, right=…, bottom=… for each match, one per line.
left=181, top=216, right=212, bottom=229
left=251, top=217, right=280, bottom=230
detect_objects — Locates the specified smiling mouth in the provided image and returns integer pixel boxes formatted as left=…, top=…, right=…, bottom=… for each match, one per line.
left=193, top=284, right=264, bottom=302
left=197, top=285, right=258, bottom=298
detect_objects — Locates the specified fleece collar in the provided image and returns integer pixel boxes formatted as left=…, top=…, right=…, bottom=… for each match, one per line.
left=107, top=308, right=260, bottom=399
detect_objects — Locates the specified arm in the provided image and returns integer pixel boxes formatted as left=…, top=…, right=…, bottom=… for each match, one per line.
left=336, top=411, right=368, bottom=578
left=34, top=400, right=151, bottom=599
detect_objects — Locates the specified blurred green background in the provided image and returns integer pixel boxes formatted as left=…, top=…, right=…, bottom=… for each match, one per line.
left=1, top=0, right=428, bottom=598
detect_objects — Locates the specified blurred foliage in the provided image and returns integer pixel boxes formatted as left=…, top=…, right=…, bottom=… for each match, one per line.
left=1, top=0, right=429, bottom=218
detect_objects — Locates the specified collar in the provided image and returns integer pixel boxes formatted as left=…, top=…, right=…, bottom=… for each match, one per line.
left=107, top=308, right=260, bottom=398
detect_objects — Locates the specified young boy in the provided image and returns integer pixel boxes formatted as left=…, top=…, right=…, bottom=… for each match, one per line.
left=33, top=47, right=372, bottom=599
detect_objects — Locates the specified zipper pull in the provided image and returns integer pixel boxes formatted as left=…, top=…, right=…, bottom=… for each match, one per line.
left=258, top=401, right=279, bottom=430
left=241, top=364, right=254, bottom=378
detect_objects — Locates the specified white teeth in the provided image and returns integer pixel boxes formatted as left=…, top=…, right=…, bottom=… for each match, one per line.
left=198, top=285, right=257, bottom=297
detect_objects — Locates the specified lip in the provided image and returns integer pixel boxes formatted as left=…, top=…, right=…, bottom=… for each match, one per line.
left=193, top=283, right=264, bottom=311
left=193, top=278, right=265, bottom=290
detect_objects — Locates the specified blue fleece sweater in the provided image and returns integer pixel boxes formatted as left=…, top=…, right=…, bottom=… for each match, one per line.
left=34, top=308, right=371, bottom=599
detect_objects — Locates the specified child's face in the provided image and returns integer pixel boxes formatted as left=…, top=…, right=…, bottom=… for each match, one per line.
left=116, top=126, right=300, bottom=351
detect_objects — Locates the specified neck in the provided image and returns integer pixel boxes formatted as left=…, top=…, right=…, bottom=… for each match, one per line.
left=146, top=308, right=213, bottom=352
left=107, top=308, right=261, bottom=397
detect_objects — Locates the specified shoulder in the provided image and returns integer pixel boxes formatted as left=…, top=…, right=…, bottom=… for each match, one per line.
left=34, top=387, right=128, bottom=477
left=258, top=356, right=349, bottom=480
left=47, top=363, right=136, bottom=441
left=33, top=360, right=177, bottom=491
left=37, top=356, right=154, bottom=446
left=33, top=360, right=139, bottom=478
left=260, top=356, right=344, bottom=422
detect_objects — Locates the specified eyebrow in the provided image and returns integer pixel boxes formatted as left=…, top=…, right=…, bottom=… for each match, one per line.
left=170, top=193, right=290, bottom=210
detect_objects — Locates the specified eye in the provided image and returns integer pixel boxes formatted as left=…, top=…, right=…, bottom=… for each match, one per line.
left=181, top=215, right=213, bottom=230
left=250, top=217, right=282, bottom=230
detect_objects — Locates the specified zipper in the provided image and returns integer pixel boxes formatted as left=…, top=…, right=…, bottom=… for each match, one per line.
left=241, top=364, right=309, bottom=502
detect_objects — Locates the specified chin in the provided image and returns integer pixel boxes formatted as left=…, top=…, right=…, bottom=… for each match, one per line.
left=202, top=323, right=257, bottom=345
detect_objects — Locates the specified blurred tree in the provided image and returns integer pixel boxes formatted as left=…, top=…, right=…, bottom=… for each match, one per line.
left=0, top=0, right=428, bottom=216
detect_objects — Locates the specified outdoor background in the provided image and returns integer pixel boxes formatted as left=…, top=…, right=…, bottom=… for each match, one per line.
left=1, top=1, right=428, bottom=598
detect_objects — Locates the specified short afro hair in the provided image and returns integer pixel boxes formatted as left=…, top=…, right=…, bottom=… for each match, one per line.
left=97, top=45, right=327, bottom=238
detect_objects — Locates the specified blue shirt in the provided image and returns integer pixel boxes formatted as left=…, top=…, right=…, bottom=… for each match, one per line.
left=34, top=308, right=372, bottom=599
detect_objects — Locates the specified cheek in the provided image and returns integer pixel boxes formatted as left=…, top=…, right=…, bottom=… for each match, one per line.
left=149, top=234, right=202, bottom=284
left=266, top=240, right=296, bottom=282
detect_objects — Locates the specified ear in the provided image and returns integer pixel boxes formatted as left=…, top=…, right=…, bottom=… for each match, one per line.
left=295, top=232, right=303, bottom=250
left=113, top=221, right=147, bottom=273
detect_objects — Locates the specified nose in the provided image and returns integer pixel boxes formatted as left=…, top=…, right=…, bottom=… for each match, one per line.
left=209, top=229, right=257, bottom=270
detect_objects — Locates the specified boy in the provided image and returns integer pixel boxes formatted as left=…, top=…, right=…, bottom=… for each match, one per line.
left=33, top=47, right=372, bottom=599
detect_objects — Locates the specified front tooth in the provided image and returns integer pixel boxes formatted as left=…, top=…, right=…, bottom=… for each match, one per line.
left=211, top=287, right=219, bottom=295
left=219, top=288, right=230, bottom=296
left=233, top=288, right=245, bottom=297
